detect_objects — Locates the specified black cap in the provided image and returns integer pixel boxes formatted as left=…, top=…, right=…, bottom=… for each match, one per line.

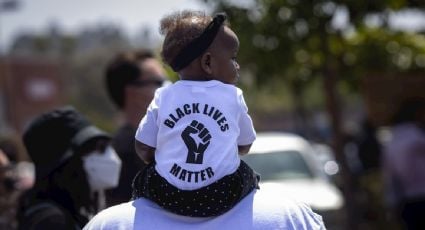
left=23, top=106, right=110, bottom=179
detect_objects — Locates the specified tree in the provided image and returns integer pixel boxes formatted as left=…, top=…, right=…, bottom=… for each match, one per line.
left=200, top=0, right=425, bottom=228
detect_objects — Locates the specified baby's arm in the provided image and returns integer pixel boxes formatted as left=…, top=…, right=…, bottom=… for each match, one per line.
left=135, top=140, right=156, bottom=164
left=236, top=89, right=256, bottom=156
left=238, top=144, right=252, bottom=155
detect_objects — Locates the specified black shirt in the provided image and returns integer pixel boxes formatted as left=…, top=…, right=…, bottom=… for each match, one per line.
left=105, top=124, right=147, bottom=206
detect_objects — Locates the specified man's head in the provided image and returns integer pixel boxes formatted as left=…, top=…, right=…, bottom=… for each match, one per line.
left=160, top=10, right=240, bottom=84
left=105, top=50, right=165, bottom=108
left=105, top=50, right=167, bottom=126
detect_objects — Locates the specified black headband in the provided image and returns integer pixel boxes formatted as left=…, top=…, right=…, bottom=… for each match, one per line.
left=170, top=12, right=227, bottom=71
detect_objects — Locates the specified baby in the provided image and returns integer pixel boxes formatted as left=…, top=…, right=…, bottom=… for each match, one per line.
left=134, top=10, right=259, bottom=217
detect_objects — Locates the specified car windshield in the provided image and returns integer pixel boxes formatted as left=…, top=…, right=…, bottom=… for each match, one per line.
left=243, top=151, right=314, bottom=181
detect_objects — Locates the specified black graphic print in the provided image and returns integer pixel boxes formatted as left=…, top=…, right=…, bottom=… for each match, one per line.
left=181, top=120, right=211, bottom=164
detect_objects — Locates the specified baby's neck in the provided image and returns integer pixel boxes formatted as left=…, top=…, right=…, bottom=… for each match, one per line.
left=180, top=74, right=213, bottom=81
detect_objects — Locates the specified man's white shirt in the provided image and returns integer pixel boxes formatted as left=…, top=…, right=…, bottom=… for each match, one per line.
left=84, top=184, right=326, bottom=230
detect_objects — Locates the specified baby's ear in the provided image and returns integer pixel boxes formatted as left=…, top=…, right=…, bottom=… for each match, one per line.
left=200, top=52, right=213, bottom=74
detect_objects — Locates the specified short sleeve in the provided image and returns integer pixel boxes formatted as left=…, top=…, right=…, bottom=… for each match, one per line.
left=135, top=90, right=161, bottom=147
left=236, top=89, right=256, bottom=145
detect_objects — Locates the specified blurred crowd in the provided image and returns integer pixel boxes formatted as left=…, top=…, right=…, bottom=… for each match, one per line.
left=0, top=49, right=169, bottom=229
left=0, top=47, right=424, bottom=229
left=0, top=135, right=34, bottom=229
left=339, top=98, right=425, bottom=230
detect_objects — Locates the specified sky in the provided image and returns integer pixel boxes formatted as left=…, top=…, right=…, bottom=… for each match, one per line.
left=1, top=0, right=424, bottom=52
left=0, top=0, right=209, bottom=51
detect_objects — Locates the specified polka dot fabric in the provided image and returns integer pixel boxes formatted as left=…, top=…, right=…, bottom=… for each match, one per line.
left=132, top=160, right=260, bottom=217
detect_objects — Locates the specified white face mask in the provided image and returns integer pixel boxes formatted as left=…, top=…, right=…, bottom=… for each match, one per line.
left=82, top=146, right=122, bottom=191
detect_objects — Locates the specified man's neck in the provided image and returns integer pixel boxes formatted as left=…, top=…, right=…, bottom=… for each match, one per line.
left=123, top=107, right=145, bottom=128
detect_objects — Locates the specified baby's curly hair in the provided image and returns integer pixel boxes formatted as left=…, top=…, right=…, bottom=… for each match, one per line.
left=159, top=10, right=216, bottom=69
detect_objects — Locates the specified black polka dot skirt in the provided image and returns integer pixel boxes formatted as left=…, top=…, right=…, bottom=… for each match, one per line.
left=132, top=160, right=260, bottom=217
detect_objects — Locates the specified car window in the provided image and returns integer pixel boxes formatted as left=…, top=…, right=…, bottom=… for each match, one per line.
left=242, top=151, right=314, bottom=181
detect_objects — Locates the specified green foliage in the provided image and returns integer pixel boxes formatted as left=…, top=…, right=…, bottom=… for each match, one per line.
left=202, top=0, right=425, bottom=108
left=348, top=27, right=425, bottom=72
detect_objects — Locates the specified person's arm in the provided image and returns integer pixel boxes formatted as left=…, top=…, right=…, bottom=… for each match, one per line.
left=135, top=140, right=156, bottom=164
left=236, top=89, right=256, bottom=156
left=238, top=144, right=252, bottom=155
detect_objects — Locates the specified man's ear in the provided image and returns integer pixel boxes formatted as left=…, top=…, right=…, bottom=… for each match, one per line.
left=200, top=52, right=213, bottom=74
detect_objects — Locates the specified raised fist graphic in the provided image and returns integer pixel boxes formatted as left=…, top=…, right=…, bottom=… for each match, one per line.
left=181, top=120, right=211, bottom=164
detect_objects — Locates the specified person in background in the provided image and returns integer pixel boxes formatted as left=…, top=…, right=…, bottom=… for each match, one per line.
left=357, top=119, right=382, bottom=172
left=346, top=119, right=385, bottom=228
left=383, top=98, right=425, bottom=230
left=104, top=50, right=168, bottom=206
left=0, top=135, right=34, bottom=230
left=0, top=148, right=17, bottom=230
left=17, top=106, right=121, bottom=229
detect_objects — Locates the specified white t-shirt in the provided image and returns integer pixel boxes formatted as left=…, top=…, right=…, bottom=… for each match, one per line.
left=83, top=184, right=326, bottom=230
left=135, top=80, right=256, bottom=190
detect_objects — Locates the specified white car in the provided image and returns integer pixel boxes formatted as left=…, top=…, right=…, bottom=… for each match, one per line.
left=242, top=132, right=345, bottom=229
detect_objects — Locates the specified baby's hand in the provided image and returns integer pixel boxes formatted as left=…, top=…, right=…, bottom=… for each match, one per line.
left=181, top=120, right=211, bottom=164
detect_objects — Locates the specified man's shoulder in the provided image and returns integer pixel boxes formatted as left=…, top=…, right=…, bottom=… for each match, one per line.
left=85, top=189, right=325, bottom=230
left=83, top=202, right=136, bottom=230
left=19, top=201, right=74, bottom=229
left=251, top=184, right=325, bottom=229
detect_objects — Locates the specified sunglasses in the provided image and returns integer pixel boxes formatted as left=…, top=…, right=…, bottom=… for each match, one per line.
left=129, top=78, right=165, bottom=87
